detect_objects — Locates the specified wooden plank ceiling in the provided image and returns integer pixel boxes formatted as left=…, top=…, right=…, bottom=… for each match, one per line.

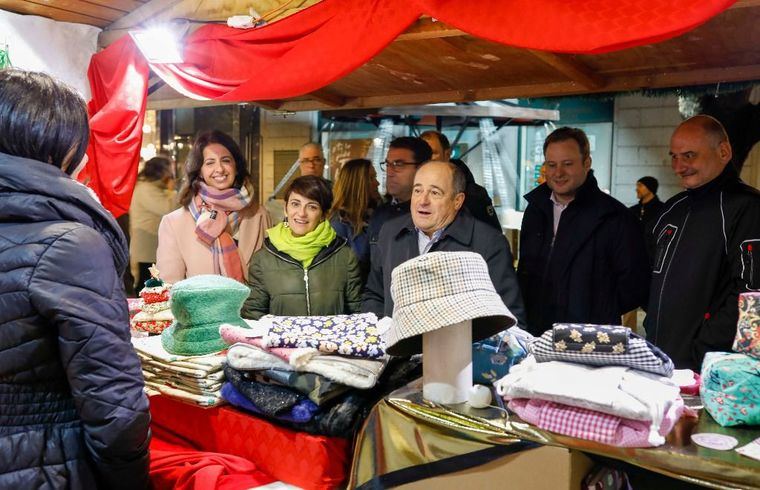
left=2, top=0, right=760, bottom=111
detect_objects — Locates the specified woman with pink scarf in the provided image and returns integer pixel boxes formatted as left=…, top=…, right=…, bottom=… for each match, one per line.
left=157, top=130, right=270, bottom=284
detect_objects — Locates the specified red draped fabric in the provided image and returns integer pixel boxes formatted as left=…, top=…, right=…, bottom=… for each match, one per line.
left=84, top=0, right=735, bottom=216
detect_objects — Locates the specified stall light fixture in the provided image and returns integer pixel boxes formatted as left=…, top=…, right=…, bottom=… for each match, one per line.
left=130, top=27, right=183, bottom=64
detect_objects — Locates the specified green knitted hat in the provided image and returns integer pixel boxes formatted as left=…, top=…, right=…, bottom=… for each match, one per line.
left=161, top=274, right=250, bottom=356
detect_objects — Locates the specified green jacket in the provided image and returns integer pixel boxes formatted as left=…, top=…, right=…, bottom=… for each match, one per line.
left=242, top=236, right=363, bottom=319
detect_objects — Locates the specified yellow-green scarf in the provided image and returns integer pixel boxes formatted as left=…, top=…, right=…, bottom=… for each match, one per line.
left=267, top=220, right=336, bottom=268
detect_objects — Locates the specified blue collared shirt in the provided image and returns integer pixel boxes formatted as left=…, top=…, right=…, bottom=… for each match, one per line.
left=416, top=227, right=446, bottom=254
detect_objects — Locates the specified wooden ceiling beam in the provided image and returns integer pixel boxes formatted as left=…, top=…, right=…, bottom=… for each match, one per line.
left=306, top=88, right=347, bottom=107
left=527, top=50, right=606, bottom=90
left=396, top=17, right=466, bottom=41
left=0, top=0, right=110, bottom=26
left=104, top=0, right=185, bottom=30
left=268, top=63, right=760, bottom=112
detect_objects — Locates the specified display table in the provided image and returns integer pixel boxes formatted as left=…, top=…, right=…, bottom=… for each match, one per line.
left=149, top=394, right=351, bottom=490
left=349, top=382, right=760, bottom=489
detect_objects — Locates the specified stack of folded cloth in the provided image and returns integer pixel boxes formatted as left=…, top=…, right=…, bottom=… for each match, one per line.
left=495, top=324, right=688, bottom=447
left=219, top=314, right=419, bottom=437
left=131, top=274, right=253, bottom=407
left=700, top=292, right=760, bottom=427
left=133, top=335, right=226, bottom=407
left=130, top=266, right=174, bottom=335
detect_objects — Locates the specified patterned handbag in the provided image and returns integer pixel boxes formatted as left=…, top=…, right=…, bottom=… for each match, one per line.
left=733, top=292, right=760, bottom=359
left=529, top=324, right=674, bottom=377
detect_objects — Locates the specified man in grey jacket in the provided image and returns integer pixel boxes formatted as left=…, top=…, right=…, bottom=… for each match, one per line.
left=362, top=160, right=526, bottom=325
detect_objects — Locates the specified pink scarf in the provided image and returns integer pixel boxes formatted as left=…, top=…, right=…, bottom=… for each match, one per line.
left=189, top=183, right=252, bottom=282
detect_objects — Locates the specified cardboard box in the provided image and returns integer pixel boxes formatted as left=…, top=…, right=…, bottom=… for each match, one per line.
left=399, top=445, right=594, bottom=490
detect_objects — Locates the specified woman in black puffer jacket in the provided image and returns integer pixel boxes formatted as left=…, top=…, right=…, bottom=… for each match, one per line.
left=0, top=70, right=150, bottom=489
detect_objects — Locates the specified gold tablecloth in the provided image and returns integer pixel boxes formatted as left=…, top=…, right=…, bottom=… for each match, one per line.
left=349, top=381, right=760, bottom=489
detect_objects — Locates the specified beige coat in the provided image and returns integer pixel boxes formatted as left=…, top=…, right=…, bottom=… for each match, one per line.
left=129, top=179, right=177, bottom=264
left=156, top=204, right=270, bottom=284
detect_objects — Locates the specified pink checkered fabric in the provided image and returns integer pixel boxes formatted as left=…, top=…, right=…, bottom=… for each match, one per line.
left=508, top=398, right=685, bottom=447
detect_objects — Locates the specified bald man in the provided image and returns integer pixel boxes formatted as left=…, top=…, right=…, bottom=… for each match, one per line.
left=363, top=160, right=525, bottom=325
left=645, top=115, right=760, bottom=370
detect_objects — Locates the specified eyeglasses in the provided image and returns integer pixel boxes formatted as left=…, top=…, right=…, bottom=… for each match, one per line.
left=300, top=157, right=324, bottom=165
left=380, top=159, right=418, bottom=171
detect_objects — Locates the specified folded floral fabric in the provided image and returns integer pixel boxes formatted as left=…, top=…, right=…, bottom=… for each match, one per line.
left=701, top=352, right=760, bottom=427
left=252, top=369, right=350, bottom=406
left=734, top=292, right=760, bottom=359
left=224, top=365, right=304, bottom=416
left=508, top=397, right=685, bottom=447
left=226, top=342, right=386, bottom=389
left=495, top=357, right=681, bottom=445
left=263, top=313, right=385, bottom=358
left=529, top=324, right=674, bottom=377
left=219, top=324, right=318, bottom=364
left=221, top=382, right=318, bottom=423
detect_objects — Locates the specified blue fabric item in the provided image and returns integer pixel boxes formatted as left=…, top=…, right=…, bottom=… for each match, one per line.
left=221, top=382, right=319, bottom=423
left=0, top=153, right=151, bottom=490
left=700, top=352, right=760, bottom=427
left=473, top=332, right=527, bottom=384
left=529, top=323, right=674, bottom=377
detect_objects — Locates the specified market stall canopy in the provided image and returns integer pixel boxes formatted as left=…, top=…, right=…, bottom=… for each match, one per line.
left=3, top=0, right=758, bottom=111
left=2, top=0, right=754, bottom=219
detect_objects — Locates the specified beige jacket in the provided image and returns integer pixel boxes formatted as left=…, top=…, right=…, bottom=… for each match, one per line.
left=156, top=204, right=270, bottom=284
left=129, top=179, right=177, bottom=264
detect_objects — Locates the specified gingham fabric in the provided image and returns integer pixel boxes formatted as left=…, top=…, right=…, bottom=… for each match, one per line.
left=508, top=397, right=685, bottom=448
left=387, top=251, right=516, bottom=356
left=529, top=323, right=674, bottom=377
left=264, top=313, right=384, bottom=359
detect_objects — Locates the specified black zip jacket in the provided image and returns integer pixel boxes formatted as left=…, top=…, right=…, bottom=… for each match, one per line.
left=644, top=166, right=760, bottom=370
left=518, top=172, right=650, bottom=336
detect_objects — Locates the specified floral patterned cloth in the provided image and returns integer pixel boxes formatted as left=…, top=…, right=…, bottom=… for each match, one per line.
left=263, top=313, right=384, bottom=359
left=733, top=292, right=760, bottom=359
left=700, top=352, right=760, bottom=427
left=529, top=323, right=674, bottom=377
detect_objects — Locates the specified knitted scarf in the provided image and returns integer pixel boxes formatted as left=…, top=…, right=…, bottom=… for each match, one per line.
left=189, top=183, right=252, bottom=282
left=267, top=220, right=336, bottom=268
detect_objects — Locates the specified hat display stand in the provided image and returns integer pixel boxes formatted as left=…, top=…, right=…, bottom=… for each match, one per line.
left=422, top=320, right=473, bottom=404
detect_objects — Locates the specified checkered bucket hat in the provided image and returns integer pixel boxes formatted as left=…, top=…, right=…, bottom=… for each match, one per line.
left=387, top=251, right=516, bottom=356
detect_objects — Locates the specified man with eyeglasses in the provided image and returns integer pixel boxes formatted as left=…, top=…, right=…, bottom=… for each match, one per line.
left=366, top=137, right=432, bottom=246
left=298, top=142, right=327, bottom=178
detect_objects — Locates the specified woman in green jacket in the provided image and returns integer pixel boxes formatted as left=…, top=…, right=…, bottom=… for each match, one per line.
left=242, top=175, right=363, bottom=319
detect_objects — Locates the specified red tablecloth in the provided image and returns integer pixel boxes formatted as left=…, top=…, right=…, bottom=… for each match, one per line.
left=149, top=394, right=350, bottom=489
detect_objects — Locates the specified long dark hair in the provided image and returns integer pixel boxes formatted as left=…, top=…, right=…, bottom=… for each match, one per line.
left=0, top=69, right=89, bottom=174
left=178, top=130, right=254, bottom=208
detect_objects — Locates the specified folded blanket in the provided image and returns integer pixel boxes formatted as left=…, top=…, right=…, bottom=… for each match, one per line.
left=219, top=324, right=317, bottom=364
left=221, top=382, right=319, bottom=423
left=529, top=324, right=674, bottom=377
left=508, top=397, right=685, bottom=447
left=253, top=369, right=350, bottom=406
left=495, top=357, right=681, bottom=445
left=145, top=380, right=224, bottom=407
left=701, top=352, right=760, bottom=427
left=133, top=335, right=226, bottom=369
left=226, top=342, right=387, bottom=389
left=224, top=365, right=304, bottom=416
left=139, top=355, right=225, bottom=379
left=262, top=313, right=385, bottom=358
